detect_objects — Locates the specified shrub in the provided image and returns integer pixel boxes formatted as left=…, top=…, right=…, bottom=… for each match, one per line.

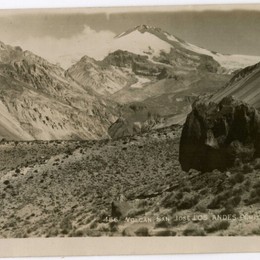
left=182, top=186, right=191, bottom=193
left=243, top=179, right=251, bottom=190
left=253, top=181, right=260, bottom=189
left=252, top=227, right=260, bottom=235
left=242, top=164, right=253, bottom=174
left=60, top=216, right=72, bottom=233
left=177, top=194, right=198, bottom=210
left=219, top=206, right=239, bottom=217
left=89, top=220, right=98, bottom=229
left=232, top=186, right=243, bottom=196
left=208, top=191, right=233, bottom=209
left=208, top=195, right=222, bottom=209
left=153, top=229, right=176, bottom=236
left=46, top=229, right=59, bottom=238
left=126, top=208, right=146, bottom=218
left=135, top=227, right=149, bottom=236
left=61, top=228, right=69, bottom=235
left=183, top=224, right=206, bottom=236
left=204, top=220, right=230, bottom=233
left=228, top=195, right=241, bottom=207
left=176, top=191, right=183, bottom=200
left=199, top=188, right=208, bottom=195
left=84, top=230, right=102, bottom=237
left=74, top=230, right=84, bottom=237
left=161, top=193, right=177, bottom=208
left=3, top=180, right=10, bottom=185
left=137, top=200, right=148, bottom=208
left=195, top=203, right=207, bottom=213
left=97, top=210, right=109, bottom=223
left=97, top=223, right=110, bottom=232
left=247, top=187, right=260, bottom=205
left=229, top=172, right=244, bottom=184
left=109, top=222, right=118, bottom=232
left=155, top=220, right=170, bottom=229
left=122, top=228, right=131, bottom=236
left=253, top=159, right=260, bottom=170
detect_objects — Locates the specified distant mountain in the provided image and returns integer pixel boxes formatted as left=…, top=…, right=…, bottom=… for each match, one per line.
left=69, top=25, right=248, bottom=138
left=112, top=24, right=260, bottom=73
left=0, top=41, right=118, bottom=140
left=68, top=24, right=260, bottom=101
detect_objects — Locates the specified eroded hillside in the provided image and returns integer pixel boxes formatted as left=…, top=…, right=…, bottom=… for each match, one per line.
left=0, top=41, right=118, bottom=140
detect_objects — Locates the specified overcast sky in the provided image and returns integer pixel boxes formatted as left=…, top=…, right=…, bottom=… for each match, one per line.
left=1, top=7, right=260, bottom=67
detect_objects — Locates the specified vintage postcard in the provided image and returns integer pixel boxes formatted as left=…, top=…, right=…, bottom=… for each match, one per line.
left=0, top=4, right=260, bottom=257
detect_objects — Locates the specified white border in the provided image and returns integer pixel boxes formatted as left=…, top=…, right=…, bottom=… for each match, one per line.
left=0, top=0, right=259, bottom=9
left=0, top=1, right=260, bottom=260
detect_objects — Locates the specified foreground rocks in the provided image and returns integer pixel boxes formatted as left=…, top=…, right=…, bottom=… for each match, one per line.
left=179, top=96, right=260, bottom=172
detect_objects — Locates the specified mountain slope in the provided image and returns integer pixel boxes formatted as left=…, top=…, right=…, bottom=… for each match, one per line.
left=0, top=41, right=118, bottom=140
left=67, top=52, right=143, bottom=96
left=210, top=62, right=260, bottom=108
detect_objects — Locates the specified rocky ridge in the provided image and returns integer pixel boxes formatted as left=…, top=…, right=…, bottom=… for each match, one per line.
left=0, top=41, right=118, bottom=140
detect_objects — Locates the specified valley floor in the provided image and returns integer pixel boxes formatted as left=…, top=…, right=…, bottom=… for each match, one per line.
left=0, top=126, right=259, bottom=237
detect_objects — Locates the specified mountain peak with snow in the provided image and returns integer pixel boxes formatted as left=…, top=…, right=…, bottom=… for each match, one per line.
left=112, top=25, right=260, bottom=73
left=115, top=24, right=165, bottom=39
left=135, top=24, right=162, bottom=32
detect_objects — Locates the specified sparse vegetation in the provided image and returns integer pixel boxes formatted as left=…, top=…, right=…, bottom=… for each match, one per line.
left=153, top=229, right=176, bottom=236
left=135, top=227, right=149, bottom=236
left=0, top=125, right=259, bottom=237
left=204, top=220, right=230, bottom=233
left=183, top=224, right=206, bottom=236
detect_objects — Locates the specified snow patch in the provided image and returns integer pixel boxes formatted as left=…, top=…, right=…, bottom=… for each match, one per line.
left=212, top=54, right=260, bottom=72
left=110, top=31, right=172, bottom=59
left=182, top=42, right=260, bottom=72
left=130, top=76, right=151, bottom=89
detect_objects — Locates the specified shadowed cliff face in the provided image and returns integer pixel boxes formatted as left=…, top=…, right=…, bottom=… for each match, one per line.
left=179, top=96, right=260, bottom=172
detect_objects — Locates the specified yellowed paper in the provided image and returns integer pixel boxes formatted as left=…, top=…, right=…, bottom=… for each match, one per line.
left=0, top=4, right=260, bottom=257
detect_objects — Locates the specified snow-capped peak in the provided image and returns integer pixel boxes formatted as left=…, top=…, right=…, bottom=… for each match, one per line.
left=114, top=24, right=260, bottom=73
left=115, top=24, right=163, bottom=39
left=135, top=24, right=161, bottom=31
left=112, top=28, right=173, bottom=59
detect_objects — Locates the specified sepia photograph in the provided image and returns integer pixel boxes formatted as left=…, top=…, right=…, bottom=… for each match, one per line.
left=0, top=4, right=260, bottom=253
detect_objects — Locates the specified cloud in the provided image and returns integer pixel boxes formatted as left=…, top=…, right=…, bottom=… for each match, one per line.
left=11, top=26, right=116, bottom=68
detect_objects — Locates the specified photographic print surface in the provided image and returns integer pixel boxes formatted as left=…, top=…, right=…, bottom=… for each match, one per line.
left=0, top=5, right=260, bottom=242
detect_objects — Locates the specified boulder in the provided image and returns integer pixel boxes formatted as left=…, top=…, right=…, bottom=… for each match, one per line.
left=179, top=96, right=260, bottom=172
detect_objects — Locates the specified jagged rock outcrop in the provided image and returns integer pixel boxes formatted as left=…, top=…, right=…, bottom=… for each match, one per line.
left=103, top=50, right=149, bottom=68
left=108, top=117, right=155, bottom=139
left=108, top=104, right=160, bottom=139
left=179, top=96, right=260, bottom=172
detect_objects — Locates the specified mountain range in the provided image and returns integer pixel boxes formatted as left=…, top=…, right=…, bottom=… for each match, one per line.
left=1, top=24, right=260, bottom=140
left=0, top=41, right=118, bottom=140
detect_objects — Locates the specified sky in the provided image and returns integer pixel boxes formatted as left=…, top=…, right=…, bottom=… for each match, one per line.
left=1, top=6, right=260, bottom=68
